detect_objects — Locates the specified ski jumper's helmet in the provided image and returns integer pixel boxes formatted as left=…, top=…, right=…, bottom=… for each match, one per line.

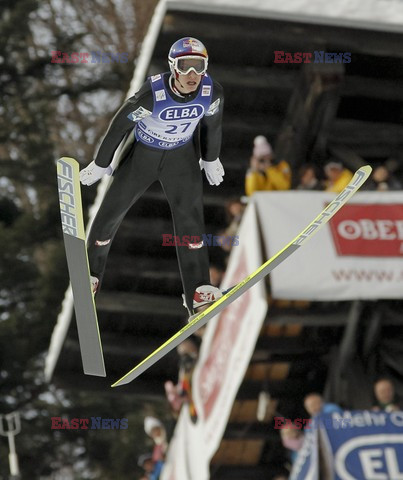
left=168, top=37, right=208, bottom=79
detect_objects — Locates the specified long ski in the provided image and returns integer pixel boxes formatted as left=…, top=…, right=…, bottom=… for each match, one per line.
left=57, top=157, right=106, bottom=377
left=111, top=165, right=372, bottom=387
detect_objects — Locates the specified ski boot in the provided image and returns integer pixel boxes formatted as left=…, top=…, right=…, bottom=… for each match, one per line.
left=183, top=285, right=223, bottom=322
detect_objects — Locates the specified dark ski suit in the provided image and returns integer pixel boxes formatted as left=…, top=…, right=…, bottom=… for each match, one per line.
left=87, top=72, right=224, bottom=312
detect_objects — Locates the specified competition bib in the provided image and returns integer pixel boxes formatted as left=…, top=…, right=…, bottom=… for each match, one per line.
left=135, top=73, right=213, bottom=150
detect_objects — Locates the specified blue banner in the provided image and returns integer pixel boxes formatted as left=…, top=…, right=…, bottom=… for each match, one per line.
left=290, top=411, right=403, bottom=479
left=320, top=410, right=403, bottom=480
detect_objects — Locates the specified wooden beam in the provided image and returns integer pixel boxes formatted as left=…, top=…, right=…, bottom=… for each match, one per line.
left=252, top=349, right=331, bottom=363
left=222, top=116, right=279, bottom=137
left=107, top=252, right=177, bottom=270
left=266, top=311, right=349, bottom=327
left=210, top=465, right=284, bottom=480
left=343, top=75, right=403, bottom=102
left=236, top=378, right=309, bottom=399
left=223, top=423, right=280, bottom=441
left=96, top=291, right=184, bottom=316
left=329, top=118, right=403, bottom=145
left=337, top=144, right=402, bottom=159
left=211, top=438, right=264, bottom=466
left=61, top=336, right=180, bottom=381
left=66, top=335, right=168, bottom=359
left=210, top=65, right=296, bottom=90
left=101, top=255, right=182, bottom=295
left=137, top=185, right=235, bottom=207
left=255, top=335, right=329, bottom=355
left=245, top=362, right=290, bottom=381
left=105, top=253, right=179, bottom=280
left=229, top=399, right=278, bottom=423
left=52, top=369, right=168, bottom=398
left=261, top=323, right=303, bottom=337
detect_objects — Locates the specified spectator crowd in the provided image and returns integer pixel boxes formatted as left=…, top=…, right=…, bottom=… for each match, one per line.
left=245, top=135, right=401, bottom=196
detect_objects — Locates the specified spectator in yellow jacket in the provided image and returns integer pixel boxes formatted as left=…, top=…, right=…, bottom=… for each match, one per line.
left=324, top=161, right=353, bottom=193
left=245, top=136, right=291, bottom=196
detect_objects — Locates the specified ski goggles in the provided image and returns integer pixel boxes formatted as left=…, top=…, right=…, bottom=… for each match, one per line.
left=173, top=55, right=208, bottom=75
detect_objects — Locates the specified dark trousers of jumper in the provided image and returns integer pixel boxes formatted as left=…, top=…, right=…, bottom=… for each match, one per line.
left=87, top=139, right=210, bottom=313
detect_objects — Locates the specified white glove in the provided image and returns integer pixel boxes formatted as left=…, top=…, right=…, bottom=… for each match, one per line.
left=199, top=158, right=224, bottom=186
left=79, top=161, right=113, bottom=186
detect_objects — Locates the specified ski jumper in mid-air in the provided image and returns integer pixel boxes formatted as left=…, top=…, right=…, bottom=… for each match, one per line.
left=79, top=37, right=225, bottom=316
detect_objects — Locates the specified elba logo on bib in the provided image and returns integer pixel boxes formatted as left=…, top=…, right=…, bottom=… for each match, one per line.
left=137, top=129, right=154, bottom=144
left=158, top=141, right=178, bottom=148
left=159, top=104, right=203, bottom=121
left=329, top=204, right=403, bottom=257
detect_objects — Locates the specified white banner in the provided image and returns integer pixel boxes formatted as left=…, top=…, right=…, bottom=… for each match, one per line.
left=161, top=201, right=268, bottom=479
left=253, top=191, right=403, bottom=300
left=160, top=407, right=209, bottom=480
left=193, top=201, right=268, bottom=461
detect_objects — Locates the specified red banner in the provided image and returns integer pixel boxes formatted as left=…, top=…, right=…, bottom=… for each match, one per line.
left=198, top=254, right=250, bottom=420
left=329, top=204, right=403, bottom=257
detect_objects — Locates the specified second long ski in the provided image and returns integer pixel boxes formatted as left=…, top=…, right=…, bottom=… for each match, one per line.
left=112, top=165, right=372, bottom=387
